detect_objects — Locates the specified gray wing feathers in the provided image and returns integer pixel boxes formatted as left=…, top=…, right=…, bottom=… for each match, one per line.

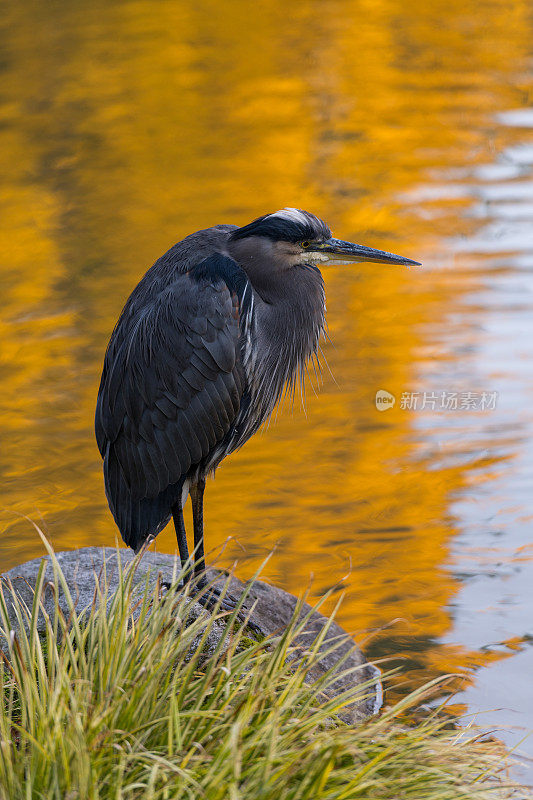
left=95, top=269, right=244, bottom=547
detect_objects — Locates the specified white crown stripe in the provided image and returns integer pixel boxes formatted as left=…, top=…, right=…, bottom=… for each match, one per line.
left=267, top=208, right=310, bottom=225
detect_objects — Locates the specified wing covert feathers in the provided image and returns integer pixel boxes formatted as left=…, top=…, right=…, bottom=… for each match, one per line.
left=95, top=254, right=247, bottom=550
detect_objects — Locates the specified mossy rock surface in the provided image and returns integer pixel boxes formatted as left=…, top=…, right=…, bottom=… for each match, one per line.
left=1, top=547, right=381, bottom=723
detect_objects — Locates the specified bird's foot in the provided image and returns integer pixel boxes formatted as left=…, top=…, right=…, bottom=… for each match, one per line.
left=194, top=575, right=263, bottom=637
left=160, top=577, right=262, bottom=637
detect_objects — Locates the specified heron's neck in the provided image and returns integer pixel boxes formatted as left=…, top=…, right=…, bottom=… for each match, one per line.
left=227, top=236, right=326, bottom=397
left=250, top=265, right=326, bottom=403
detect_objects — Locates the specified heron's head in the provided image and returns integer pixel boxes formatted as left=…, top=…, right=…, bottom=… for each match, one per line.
left=228, top=208, right=420, bottom=280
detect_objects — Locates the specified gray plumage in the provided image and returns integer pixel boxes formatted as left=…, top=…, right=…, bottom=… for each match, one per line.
left=96, top=208, right=419, bottom=574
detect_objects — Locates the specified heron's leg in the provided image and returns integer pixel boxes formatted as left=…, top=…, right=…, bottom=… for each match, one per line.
left=190, top=477, right=206, bottom=577
left=186, top=479, right=262, bottom=635
left=172, top=503, right=190, bottom=579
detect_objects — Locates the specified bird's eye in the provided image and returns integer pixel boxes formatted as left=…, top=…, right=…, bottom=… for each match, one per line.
left=301, top=240, right=311, bottom=248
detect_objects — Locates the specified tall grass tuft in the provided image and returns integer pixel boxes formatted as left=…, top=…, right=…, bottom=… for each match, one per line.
left=0, top=546, right=527, bottom=799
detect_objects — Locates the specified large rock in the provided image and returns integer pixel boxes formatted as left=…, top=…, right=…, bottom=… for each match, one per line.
left=1, top=547, right=381, bottom=723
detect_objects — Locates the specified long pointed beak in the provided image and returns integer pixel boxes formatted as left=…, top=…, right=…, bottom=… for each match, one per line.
left=319, top=237, right=421, bottom=266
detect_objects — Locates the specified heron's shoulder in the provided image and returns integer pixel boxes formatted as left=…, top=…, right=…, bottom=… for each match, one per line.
left=157, top=225, right=238, bottom=271
left=188, top=252, right=248, bottom=296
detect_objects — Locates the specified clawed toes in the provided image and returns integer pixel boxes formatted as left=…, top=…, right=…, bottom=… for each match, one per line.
left=157, top=577, right=262, bottom=637
left=195, top=583, right=263, bottom=637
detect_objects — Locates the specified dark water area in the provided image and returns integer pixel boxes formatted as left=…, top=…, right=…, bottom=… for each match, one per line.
left=1, top=0, right=532, bottom=776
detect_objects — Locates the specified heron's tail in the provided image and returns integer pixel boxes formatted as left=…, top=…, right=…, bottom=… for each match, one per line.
left=103, top=445, right=184, bottom=552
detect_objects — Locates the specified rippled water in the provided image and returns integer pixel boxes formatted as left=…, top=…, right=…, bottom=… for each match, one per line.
left=1, top=0, right=532, bottom=772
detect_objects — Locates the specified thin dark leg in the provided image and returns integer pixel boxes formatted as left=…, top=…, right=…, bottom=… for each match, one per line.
left=190, top=477, right=206, bottom=577
left=178, top=480, right=261, bottom=635
left=172, top=502, right=190, bottom=578
left=189, top=477, right=239, bottom=614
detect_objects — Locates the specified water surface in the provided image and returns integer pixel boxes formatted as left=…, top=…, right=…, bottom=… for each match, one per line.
left=1, top=0, right=532, bottom=771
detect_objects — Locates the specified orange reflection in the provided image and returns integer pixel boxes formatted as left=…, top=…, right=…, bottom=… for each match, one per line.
left=1, top=0, right=531, bottom=695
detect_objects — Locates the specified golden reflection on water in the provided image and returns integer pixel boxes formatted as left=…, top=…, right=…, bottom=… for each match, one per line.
left=1, top=0, right=532, bottom=702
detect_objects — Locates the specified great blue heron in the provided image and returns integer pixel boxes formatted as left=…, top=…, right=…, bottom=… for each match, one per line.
left=96, top=208, right=419, bottom=595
